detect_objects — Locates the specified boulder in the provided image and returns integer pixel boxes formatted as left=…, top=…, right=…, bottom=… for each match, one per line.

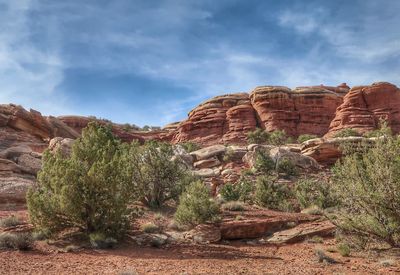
left=193, top=157, right=221, bottom=169
left=190, top=145, right=226, bottom=161
left=16, top=153, right=42, bottom=175
left=184, top=224, right=221, bottom=243
left=192, top=168, right=218, bottom=178
left=267, top=220, right=335, bottom=244
left=269, top=147, right=320, bottom=170
left=48, top=137, right=74, bottom=156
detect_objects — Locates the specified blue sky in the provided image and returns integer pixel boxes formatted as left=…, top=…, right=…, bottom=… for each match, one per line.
left=1, top=0, right=399, bottom=126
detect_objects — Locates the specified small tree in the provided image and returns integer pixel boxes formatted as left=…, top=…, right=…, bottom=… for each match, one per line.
left=333, top=128, right=360, bottom=138
left=254, top=150, right=275, bottom=175
left=219, top=178, right=254, bottom=203
left=294, top=178, right=337, bottom=209
left=268, top=130, right=290, bottom=145
left=27, top=122, right=133, bottom=238
left=331, top=133, right=400, bottom=248
left=129, top=141, right=194, bottom=209
left=175, top=181, right=220, bottom=226
left=254, top=176, right=293, bottom=211
left=247, top=128, right=269, bottom=144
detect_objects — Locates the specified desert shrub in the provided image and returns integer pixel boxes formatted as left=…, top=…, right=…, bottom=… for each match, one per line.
left=179, top=142, right=201, bottom=153
left=276, top=158, right=298, bottom=177
left=331, top=134, right=400, bottom=248
left=174, top=181, right=220, bottom=226
left=129, top=141, right=195, bottom=208
left=32, top=229, right=50, bottom=241
left=219, top=183, right=240, bottom=201
left=0, top=232, right=33, bottom=251
left=297, top=134, right=318, bottom=143
left=254, top=150, right=275, bottom=175
left=141, top=223, right=159, bottom=233
left=0, top=215, right=22, bottom=227
left=27, top=122, right=133, bottom=239
left=308, top=236, right=324, bottom=243
left=89, top=232, right=117, bottom=249
left=221, top=201, right=245, bottom=212
left=333, top=128, right=360, bottom=138
left=337, top=243, right=351, bottom=257
left=254, top=176, right=293, bottom=212
left=268, top=130, right=290, bottom=145
left=219, top=178, right=254, bottom=203
left=294, top=178, right=337, bottom=209
left=364, top=119, right=392, bottom=138
left=223, top=148, right=235, bottom=162
left=247, top=128, right=269, bottom=144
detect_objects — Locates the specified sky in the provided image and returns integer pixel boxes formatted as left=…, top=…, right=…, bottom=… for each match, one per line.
left=1, top=0, right=400, bottom=127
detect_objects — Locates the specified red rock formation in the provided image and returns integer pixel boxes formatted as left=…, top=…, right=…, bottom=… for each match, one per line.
left=250, top=85, right=346, bottom=137
left=326, top=82, right=400, bottom=137
left=172, top=93, right=258, bottom=145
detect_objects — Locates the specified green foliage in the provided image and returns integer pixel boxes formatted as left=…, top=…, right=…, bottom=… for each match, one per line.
left=27, top=122, right=133, bottom=238
left=276, top=157, right=298, bottom=177
left=0, top=215, right=22, bottom=227
left=221, top=201, right=245, bottom=211
left=294, top=178, right=337, bottom=209
left=364, top=119, right=392, bottom=138
left=219, top=183, right=240, bottom=201
left=254, top=176, right=293, bottom=211
left=174, top=181, right=220, bottom=226
left=333, top=128, right=360, bottom=138
left=179, top=142, right=201, bottom=153
left=337, top=243, right=351, bottom=257
left=223, top=148, right=235, bottom=162
left=0, top=232, right=33, bottom=251
left=331, top=134, right=400, bottom=248
left=268, top=130, right=290, bottom=146
left=219, top=177, right=254, bottom=203
left=141, top=223, right=159, bottom=233
left=254, top=151, right=275, bottom=175
left=247, top=128, right=269, bottom=144
left=297, top=134, right=318, bottom=143
left=129, top=141, right=195, bottom=208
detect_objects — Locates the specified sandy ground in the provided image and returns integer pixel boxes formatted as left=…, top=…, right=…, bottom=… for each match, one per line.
left=1, top=207, right=399, bottom=275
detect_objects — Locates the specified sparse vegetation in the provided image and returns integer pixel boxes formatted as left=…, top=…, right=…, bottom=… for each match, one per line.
left=221, top=201, right=245, bottom=211
left=268, top=130, right=290, bottom=145
left=333, top=128, right=360, bottom=138
left=331, top=132, right=400, bottom=248
left=141, top=223, right=159, bottom=233
left=308, top=236, right=324, bottom=243
left=27, top=122, right=133, bottom=239
left=0, top=215, right=22, bottom=228
left=223, top=147, right=235, bottom=162
left=129, top=141, right=195, bottom=208
left=276, top=157, right=298, bottom=177
left=179, top=142, right=201, bottom=153
left=297, top=134, right=318, bottom=143
left=219, top=178, right=254, bottom=203
left=247, top=128, right=269, bottom=144
left=0, top=232, right=33, bottom=251
left=89, top=232, right=117, bottom=249
left=294, top=178, right=337, bottom=209
left=174, top=181, right=220, bottom=226
left=254, top=150, right=275, bottom=175
left=337, top=243, right=351, bottom=257
left=254, top=176, right=293, bottom=211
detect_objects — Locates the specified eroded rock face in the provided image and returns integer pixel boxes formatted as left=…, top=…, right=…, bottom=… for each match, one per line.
left=172, top=84, right=348, bottom=145
left=326, top=82, right=400, bottom=137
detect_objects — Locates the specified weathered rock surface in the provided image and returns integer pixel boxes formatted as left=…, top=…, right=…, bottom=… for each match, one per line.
left=267, top=220, right=335, bottom=244
left=326, top=82, right=400, bottom=137
left=300, top=136, right=377, bottom=164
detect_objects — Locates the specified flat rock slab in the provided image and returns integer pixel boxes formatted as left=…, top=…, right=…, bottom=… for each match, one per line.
left=267, top=220, right=335, bottom=244
left=220, top=213, right=318, bottom=240
left=190, top=145, right=226, bottom=161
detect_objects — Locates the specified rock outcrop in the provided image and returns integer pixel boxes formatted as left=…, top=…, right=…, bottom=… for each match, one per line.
left=172, top=84, right=348, bottom=145
left=326, top=82, right=400, bottom=137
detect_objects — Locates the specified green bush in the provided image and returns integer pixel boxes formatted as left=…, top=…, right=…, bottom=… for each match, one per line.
left=294, top=178, right=337, bottom=209
left=222, top=148, right=235, bottom=162
left=27, top=122, right=133, bottom=238
left=268, top=130, right=290, bottom=145
left=333, top=128, right=360, bottom=138
left=129, top=141, right=195, bottom=208
left=219, top=178, right=254, bottom=203
left=0, top=216, right=22, bottom=227
left=179, top=142, right=201, bottom=153
left=337, top=243, right=351, bottom=257
left=331, top=134, right=400, bottom=248
left=276, top=158, right=298, bottom=177
left=247, top=128, right=269, bottom=144
left=174, top=181, right=220, bottom=226
left=364, top=120, right=392, bottom=138
left=297, top=134, right=318, bottom=143
left=254, top=176, right=293, bottom=212
left=254, top=151, right=275, bottom=175
left=219, top=183, right=240, bottom=201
